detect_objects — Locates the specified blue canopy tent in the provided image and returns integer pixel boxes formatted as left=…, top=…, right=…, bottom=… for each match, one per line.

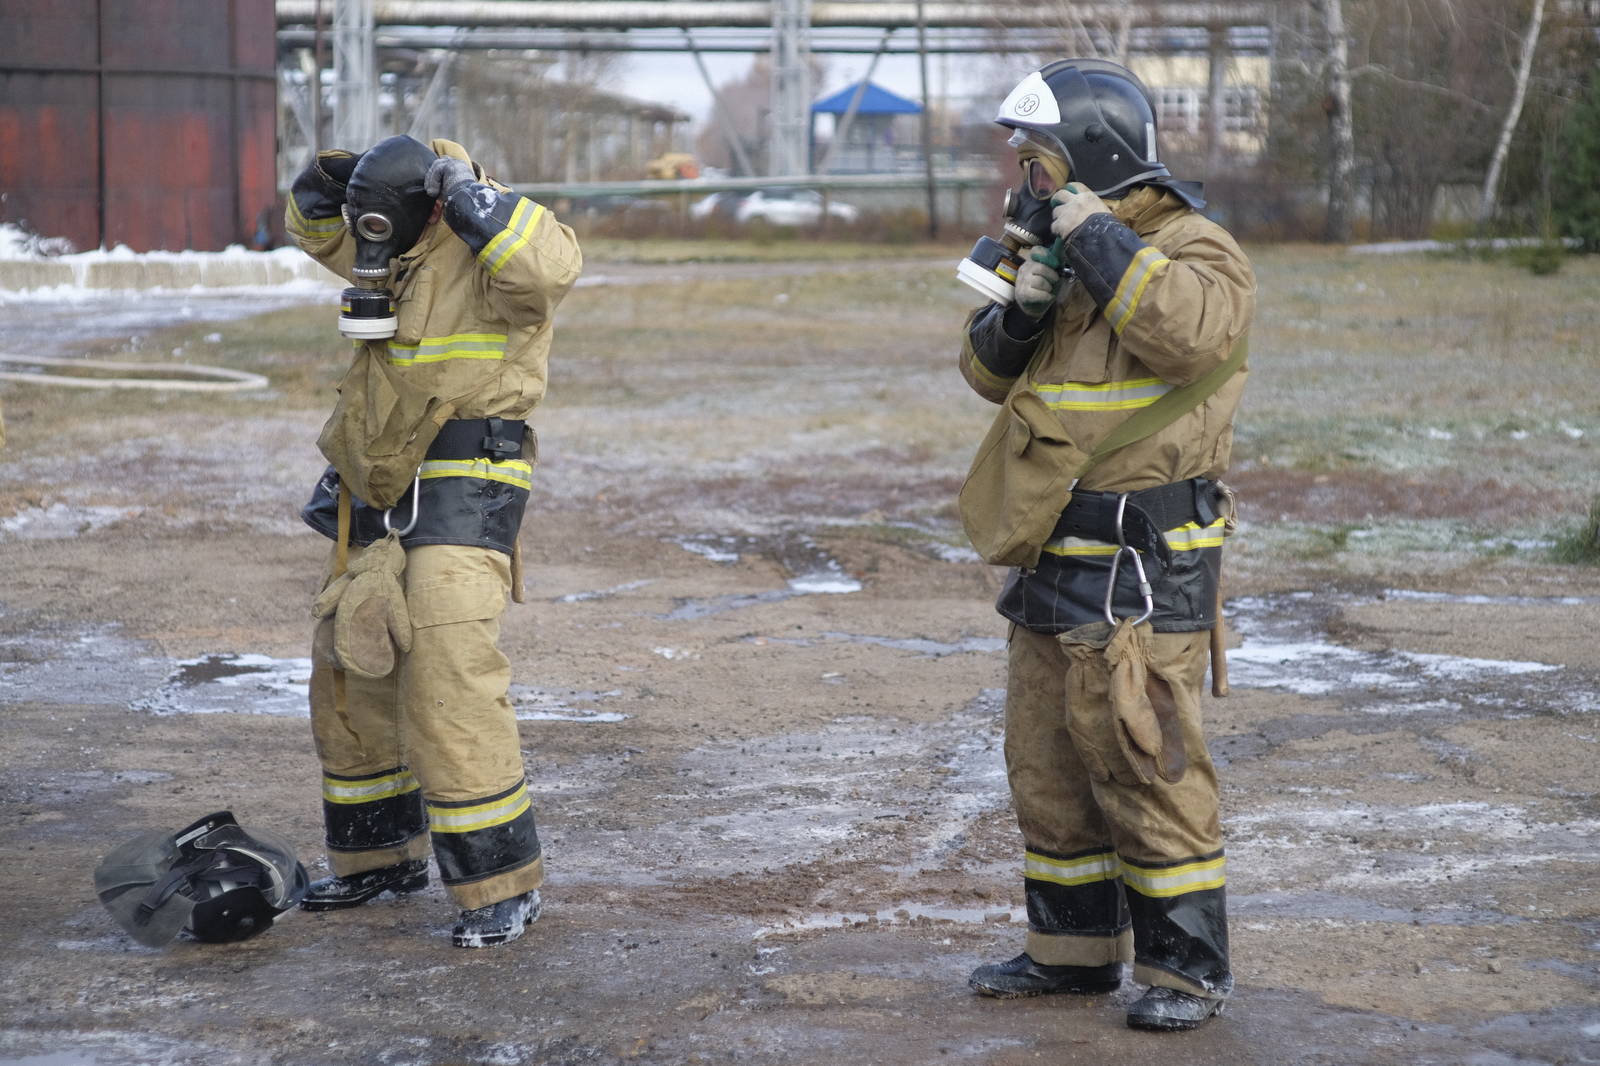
left=810, top=81, right=923, bottom=172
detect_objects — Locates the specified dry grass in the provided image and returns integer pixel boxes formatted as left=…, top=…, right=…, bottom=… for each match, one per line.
left=3, top=240, right=1595, bottom=569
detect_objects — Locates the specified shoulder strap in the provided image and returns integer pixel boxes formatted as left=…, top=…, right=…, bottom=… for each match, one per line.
left=1077, top=335, right=1249, bottom=479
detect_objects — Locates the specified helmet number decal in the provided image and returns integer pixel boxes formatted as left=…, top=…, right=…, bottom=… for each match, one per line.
left=996, top=71, right=1062, bottom=126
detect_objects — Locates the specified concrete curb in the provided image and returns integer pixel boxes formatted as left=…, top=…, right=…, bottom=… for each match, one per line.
left=0, top=256, right=341, bottom=291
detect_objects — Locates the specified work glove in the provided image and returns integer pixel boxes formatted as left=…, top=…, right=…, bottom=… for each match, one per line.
left=424, top=156, right=477, bottom=202
left=1060, top=618, right=1188, bottom=788
left=312, top=532, right=413, bottom=680
left=314, top=149, right=361, bottom=190
left=1050, top=182, right=1111, bottom=241
left=1012, top=243, right=1063, bottom=320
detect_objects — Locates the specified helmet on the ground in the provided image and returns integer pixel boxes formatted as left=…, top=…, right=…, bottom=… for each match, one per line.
left=994, top=58, right=1170, bottom=198
left=94, top=810, right=309, bottom=946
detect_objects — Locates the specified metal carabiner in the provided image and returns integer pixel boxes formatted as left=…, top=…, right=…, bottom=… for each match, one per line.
left=1102, top=493, right=1155, bottom=626
left=382, top=475, right=421, bottom=537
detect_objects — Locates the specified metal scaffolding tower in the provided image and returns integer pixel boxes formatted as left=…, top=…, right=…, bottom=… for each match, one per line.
left=331, top=0, right=379, bottom=149
left=768, top=0, right=812, bottom=175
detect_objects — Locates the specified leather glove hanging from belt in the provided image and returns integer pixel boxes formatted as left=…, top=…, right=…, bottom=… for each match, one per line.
left=312, top=531, right=413, bottom=679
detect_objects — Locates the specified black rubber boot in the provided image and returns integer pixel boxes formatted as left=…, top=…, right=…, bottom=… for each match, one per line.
left=1126, top=986, right=1226, bottom=1031
left=451, top=890, right=541, bottom=949
left=969, top=953, right=1124, bottom=998
left=300, top=859, right=429, bottom=912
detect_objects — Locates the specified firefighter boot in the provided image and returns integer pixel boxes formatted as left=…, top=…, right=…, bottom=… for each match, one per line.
left=451, top=890, right=541, bottom=948
left=301, top=858, right=429, bottom=911
left=1126, top=986, right=1225, bottom=1031
left=969, top=953, right=1124, bottom=998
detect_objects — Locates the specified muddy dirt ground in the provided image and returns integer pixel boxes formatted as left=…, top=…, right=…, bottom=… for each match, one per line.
left=1, top=250, right=1598, bottom=1066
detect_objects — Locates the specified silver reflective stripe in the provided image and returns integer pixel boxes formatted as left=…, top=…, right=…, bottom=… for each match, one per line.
left=1032, top=377, right=1173, bottom=411
left=321, top=770, right=420, bottom=805
left=428, top=785, right=531, bottom=834
left=1119, top=857, right=1226, bottom=898
left=1024, top=850, right=1121, bottom=887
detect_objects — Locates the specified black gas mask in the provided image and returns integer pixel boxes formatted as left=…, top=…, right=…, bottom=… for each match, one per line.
left=955, top=166, right=1064, bottom=305
left=337, top=135, right=437, bottom=340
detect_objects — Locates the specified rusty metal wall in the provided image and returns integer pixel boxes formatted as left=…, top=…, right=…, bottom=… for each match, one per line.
left=0, top=0, right=277, bottom=253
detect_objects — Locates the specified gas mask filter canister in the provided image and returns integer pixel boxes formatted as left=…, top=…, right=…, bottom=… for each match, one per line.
left=336, top=135, right=438, bottom=340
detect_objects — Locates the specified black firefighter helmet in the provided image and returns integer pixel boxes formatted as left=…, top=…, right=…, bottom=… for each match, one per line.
left=94, top=810, right=309, bottom=947
left=995, top=58, right=1204, bottom=209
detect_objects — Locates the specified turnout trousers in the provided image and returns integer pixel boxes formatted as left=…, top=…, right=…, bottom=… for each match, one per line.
left=308, top=542, right=543, bottom=911
left=1004, top=624, right=1232, bottom=998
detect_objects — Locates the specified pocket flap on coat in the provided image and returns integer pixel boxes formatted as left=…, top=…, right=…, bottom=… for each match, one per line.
left=407, top=576, right=506, bottom=629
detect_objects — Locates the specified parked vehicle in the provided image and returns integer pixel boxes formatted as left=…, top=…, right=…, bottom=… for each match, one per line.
left=688, top=191, right=750, bottom=221
left=734, top=188, right=859, bottom=226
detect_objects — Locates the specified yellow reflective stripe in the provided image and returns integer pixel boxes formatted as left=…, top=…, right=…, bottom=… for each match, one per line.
left=478, top=199, right=530, bottom=272
left=427, top=787, right=531, bottom=834
left=1108, top=245, right=1170, bottom=334
left=479, top=200, right=546, bottom=277
left=419, top=457, right=533, bottom=491
left=1119, top=856, right=1226, bottom=898
left=1041, top=515, right=1226, bottom=558
left=386, top=332, right=508, bottom=367
left=1032, top=376, right=1173, bottom=411
left=967, top=356, right=1018, bottom=394
left=1025, top=850, right=1121, bottom=888
left=1041, top=538, right=1121, bottom=558
left=288, top=196, right=342, bottom=238
left=1164, top=517, right=1227, bottom=552
left=322, top=770, right=420, bottom=805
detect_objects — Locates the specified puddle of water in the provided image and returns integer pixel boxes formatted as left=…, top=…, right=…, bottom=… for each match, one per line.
left=660, top=589, right=793, bottom=621
left=672, top=534, right=751, bottom=563
left=557, top=690, right=1007, bottom=886
left=509, top=684, right=628, bottom=723
left=555, top=579, right=654, bottom=603
left=1380, top=589, right=1599, bottom=607
left=1227, top=592, right=1586, bottom=714
left=816, top=632, right=1005, bottom=657
left=0, top=621, right=169, bottom=707
left=1230, top=890, right=1522, bottom=926
left=755, top=902, right=1025, bottom=939
left=133, top=653, right=311, bottom=717
left=658, top=534, right=862, bottom=618
left=0, top=504, right=143, bottom=541
left=787, top=569, right=862, bottom=595
left=0, top=1027, right=254, bottom=1066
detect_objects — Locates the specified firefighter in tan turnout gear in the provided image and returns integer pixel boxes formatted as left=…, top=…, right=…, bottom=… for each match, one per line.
left=285, top=135, right=581, bottom=947
left=956, top=60, right=1253, bottom=1030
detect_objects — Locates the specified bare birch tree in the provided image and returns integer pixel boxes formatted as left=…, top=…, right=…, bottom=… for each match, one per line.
left=1478, top=0, right=1547, bottom=223
left=1311, top=0, right=1356, bottom=242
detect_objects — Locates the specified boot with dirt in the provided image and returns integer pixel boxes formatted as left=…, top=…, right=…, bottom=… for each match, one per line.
left=1125, top=986, right=1225, bottom=1031
left=300, top=858, right=429, bottom=911
left=451, top=890, right=541, bottom=948
left=969, top=953, right=1124, bottom=998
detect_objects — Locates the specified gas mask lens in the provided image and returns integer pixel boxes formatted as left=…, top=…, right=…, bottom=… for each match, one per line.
left=339, top=204, right=396, bottom=243
left=1025, top=159, right=1061, bottom=199
left=354, top=212, right=394, bottom=242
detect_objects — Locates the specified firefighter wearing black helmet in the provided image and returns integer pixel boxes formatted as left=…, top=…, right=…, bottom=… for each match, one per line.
left=957, top=59, right=1255, bottom=1031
